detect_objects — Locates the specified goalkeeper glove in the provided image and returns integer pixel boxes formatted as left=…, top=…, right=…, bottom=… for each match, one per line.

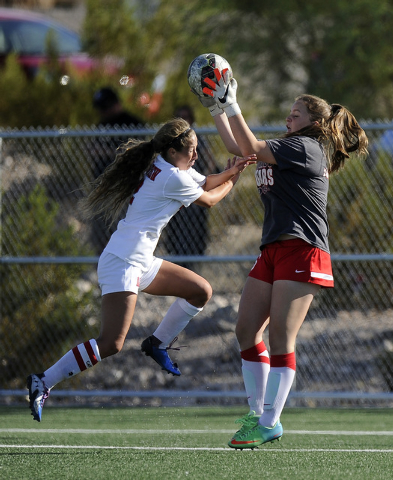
left=198, top=94, right=224, bottom=117
left=203, top=68, right=241, bottom=117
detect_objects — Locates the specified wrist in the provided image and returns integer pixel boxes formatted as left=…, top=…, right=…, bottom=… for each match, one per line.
left=230, top=175, right=238, bottom=186
left=224, top=103, right=241, bottom=117
left=209, top=103, right=223, bottom=117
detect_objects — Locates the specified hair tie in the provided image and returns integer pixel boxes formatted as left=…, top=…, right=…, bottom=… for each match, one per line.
left=173, top=127, right=191, bottom=141
left=330, top=104, right=342, bottom=117
left=166, top=127, right=192, bottom=150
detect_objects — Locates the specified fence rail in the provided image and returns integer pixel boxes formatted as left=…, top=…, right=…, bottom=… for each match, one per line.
left=2, top=254, right=393, bottom=264
left=1, top=123, right=393, bottom=407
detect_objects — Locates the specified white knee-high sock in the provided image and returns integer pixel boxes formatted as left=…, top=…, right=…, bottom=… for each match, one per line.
left=258, top=352, right=296, bottom=428
left=240, top=341, right=270, bottom=415
left=153, top=298, right=203, bottom=348
left=42, top=339, right=101, bottom=390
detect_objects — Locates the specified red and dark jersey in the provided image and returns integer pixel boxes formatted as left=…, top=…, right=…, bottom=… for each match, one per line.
left=258, top=136, right=330, bottom=253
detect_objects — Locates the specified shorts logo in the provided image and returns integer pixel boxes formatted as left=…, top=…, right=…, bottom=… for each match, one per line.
left=295, top=270, right=305, bottom=273
left=136, top=277, right=140, bottom=287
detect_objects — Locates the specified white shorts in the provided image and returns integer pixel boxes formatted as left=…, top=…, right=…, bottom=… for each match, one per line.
left=97, top=251, right=163, bottom=296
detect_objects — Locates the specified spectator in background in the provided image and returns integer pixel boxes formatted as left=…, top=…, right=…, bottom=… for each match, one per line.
left=92, top=86, right=144, bottom=177
left=93, top=87, right=143, bottom=129
left=162, top=105, right=220, bottom=263
left=91, top=87, right=144, bottom=252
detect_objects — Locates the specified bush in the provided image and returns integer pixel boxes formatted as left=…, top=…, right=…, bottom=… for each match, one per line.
left=0, top=185, right=98, bottom=387
left=0, top=53, right=149, bottom=129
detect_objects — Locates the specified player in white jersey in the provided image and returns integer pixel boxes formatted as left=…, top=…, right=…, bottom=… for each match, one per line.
left=198, top=67, right=368, bottom=448
left=27, top=117, right=256, bottom=422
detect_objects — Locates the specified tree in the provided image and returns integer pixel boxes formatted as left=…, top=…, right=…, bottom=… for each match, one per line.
left=1, top=0, right=393, bottom=127
left=82, top=0, right=159, bottom=120
left=128, top=0, right=393, bottom=121
left=0, top=53, right=115, bottom=128
left=0, top=185, right=97, bottom=386
left=199, top=0, right=393, bottom=120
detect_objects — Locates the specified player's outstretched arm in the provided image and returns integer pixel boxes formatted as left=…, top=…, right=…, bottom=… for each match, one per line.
left=203, top=155, right=256, bottom=191
left=213, top=113, right=243, bottom=156
left=204, top=69, right=276, bottom=164
left=228, top=114, right=276, bottom=164
left=194, top=156, right=256, bottom=207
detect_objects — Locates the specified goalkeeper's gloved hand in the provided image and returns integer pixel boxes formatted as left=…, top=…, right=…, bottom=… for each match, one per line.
left=197, top=94, right=224, bottom=117
left=203, top=68, right=241, bottom=117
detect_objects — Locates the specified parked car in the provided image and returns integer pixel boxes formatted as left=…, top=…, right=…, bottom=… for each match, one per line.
left=0, top=7, right=113, bottom=79
left=0, top=8, right=163, bottom=114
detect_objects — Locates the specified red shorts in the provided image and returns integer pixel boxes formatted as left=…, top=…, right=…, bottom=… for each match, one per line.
left=249, top=238, right=334, bottom=288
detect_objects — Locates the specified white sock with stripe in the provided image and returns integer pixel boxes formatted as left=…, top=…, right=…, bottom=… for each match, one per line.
left=259, top=352, right=296, bottom=427
left=240, top=341, right=270, bottom=415
left=42, top=339, right=101, bottom=390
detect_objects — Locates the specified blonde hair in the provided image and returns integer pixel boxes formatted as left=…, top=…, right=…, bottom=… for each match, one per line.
left=286, top=94, right=368, bottom=173
left=81, top=118, right=193, bottom=224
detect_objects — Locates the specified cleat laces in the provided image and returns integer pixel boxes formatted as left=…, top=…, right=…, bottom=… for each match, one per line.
left=235, top=412, right=258, bottom=428
left=165, top=336, right=188, bottom=352
left=164, top=337, right=188, bottom=370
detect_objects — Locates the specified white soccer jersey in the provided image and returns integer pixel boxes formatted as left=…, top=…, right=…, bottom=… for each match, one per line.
left=104, top=155, right=206, bottom=270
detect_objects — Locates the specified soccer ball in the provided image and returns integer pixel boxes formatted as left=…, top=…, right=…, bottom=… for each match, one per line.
left=187, top=53, right=232, bottom=97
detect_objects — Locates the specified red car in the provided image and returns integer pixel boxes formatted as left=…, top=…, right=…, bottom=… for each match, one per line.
left=0, top=7, right=122, bottom=79
left=0, top=8, right=163, bottom=114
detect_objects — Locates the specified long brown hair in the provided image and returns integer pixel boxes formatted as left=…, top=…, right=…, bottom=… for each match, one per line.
left=286, top=94, right=368, bottom=173
left=81, top=118, right=194, bottom=225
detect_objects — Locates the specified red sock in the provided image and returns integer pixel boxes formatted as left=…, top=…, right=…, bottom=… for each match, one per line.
left=259, top=352, right=296, bottom=427
left=241, top=341, right=270, bottom=365
left=270, top=352, right=296, bottom=370
left=240, top=341, right=270, bottom=414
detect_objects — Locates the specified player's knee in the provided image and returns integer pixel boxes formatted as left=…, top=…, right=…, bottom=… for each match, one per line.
left=187, top=280, right=212, bottom=308
left=199, top=279, right=213, bottom=305
left=96, top=337, right=125, bottom=359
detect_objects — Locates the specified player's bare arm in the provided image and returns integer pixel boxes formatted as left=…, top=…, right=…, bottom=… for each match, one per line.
left=203, top=155, right=256, bottom=191
left=195, top=156, right=255, bottom=208
left=228, top=115, right=277, bottom=165
left=204, top=68, right=277, bottom=165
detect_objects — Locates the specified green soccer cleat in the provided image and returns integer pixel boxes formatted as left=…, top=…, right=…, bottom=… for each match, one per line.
left=229, top=411, right=261, bottom=442
left=228, top=420, right=283, bottom=449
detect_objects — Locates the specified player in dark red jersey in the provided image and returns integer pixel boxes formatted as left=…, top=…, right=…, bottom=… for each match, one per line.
left=199, top=68, right=368, bottom=448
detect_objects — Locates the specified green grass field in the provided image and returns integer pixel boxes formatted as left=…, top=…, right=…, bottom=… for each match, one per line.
left=1, top=406, right=392, bottom=479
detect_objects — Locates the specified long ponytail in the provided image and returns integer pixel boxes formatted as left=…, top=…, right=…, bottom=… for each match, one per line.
left=285, top=94, right=368, bottom=173
left=80, top=118, right=194, bottom=225
left=326, top=104, right=368, bottom=172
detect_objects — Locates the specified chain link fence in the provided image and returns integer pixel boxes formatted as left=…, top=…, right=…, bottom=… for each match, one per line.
left=1, top=123, right=393, bottom=407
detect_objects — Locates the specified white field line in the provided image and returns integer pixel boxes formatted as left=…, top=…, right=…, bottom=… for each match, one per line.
left=1, top=430, right=393, bottom=453
left=0, top=444, right=392, bottom=453
left=1, top=428, right=393, bottom=435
